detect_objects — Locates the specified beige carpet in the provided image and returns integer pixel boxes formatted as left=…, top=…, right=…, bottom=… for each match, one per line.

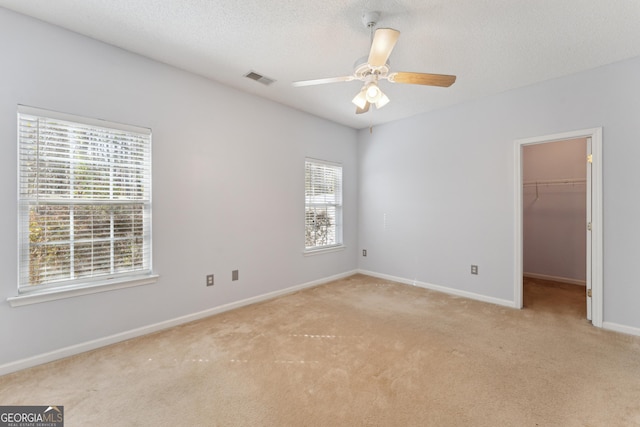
left=2, top=274, right=640, bottom=426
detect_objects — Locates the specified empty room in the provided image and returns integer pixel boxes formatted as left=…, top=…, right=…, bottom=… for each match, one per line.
left=1, top=1, right=640, bottom=425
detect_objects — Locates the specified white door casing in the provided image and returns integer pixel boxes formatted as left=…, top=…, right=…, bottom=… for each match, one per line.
left=514, top=128, right=603, bottom=327
left=586, top=137, right=593, bottom=321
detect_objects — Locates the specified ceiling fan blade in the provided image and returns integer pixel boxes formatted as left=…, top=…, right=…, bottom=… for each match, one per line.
left=292, top=76, right=354, bottom=87
left=387, top=72, right=456, bottom=87
left=356, top=102, right=370, bottom=114
left=368, top=28, right=400, bottom=68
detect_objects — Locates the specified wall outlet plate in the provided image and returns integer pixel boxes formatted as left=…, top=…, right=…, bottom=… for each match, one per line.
left=471, top=265, right=478, bottom=275
left=206, top=274, right=214, bottom=286
left=232, top=270, right=239, bottom=281
left=362, top=249, right=367, bottom=256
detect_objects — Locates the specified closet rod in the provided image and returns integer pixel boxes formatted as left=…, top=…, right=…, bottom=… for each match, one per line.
left=523, top=178, right=586, bottom=187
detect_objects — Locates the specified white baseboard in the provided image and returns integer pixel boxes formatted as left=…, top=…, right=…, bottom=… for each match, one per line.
left=8, top=269, right=636, bottom=376
left=357, top=269, right=518, bottom=308
left=524, top=272, right=586, bottom=286
left=0, top=270, right=358, bottom=377
left=602, top=322, right=640, bottom=337
left=358, top=270, right=640, bottom=338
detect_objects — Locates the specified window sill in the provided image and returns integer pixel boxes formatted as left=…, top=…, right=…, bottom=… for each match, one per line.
left=303, top=245, right=346, bottom=256
left=7, top=274, right=159, bottom=307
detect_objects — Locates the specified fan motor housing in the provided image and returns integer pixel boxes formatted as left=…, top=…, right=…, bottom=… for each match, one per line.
left=353, top=56, right=390, bottom=80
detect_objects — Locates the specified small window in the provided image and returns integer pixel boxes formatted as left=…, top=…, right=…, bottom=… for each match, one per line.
left=17, top=106, right=153, bottom=294
left=305, top=159, right=343, bottom=251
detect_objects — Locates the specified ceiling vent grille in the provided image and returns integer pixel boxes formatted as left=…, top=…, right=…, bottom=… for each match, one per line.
left=244, top=71, right=276, bottom=86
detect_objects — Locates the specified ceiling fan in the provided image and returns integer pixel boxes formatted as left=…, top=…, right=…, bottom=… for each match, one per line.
left=292, top=11, right=456, bottom=114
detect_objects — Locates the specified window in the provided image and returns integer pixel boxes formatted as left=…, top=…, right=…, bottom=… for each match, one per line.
left=17, top=106, right=153, bottom=296
left=305, top=159, right=343, bottom=251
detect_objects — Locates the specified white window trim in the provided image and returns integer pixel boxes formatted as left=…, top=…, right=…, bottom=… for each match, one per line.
left=12, top=105, right=155, bottom=306
left=303, top=244, right=346, bottom=256
left=7, top=274, right=159, bottom=307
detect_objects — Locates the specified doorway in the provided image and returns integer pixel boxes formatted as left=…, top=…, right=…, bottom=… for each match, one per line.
left=514, top=128, right=603, bottom=327
left=522, top=138, right=587, bottom=318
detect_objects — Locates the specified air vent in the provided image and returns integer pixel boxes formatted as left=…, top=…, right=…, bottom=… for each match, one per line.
left=244, top=71, right=276, bottom=86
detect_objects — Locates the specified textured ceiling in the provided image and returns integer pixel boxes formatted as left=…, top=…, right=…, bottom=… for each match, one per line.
left=2, top=0, right=640, bottom=129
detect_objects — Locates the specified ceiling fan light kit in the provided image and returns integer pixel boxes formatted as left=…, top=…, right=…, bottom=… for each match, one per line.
left=365, top=84, right=381, bottom=102
left=352, top=89, right=368, bottom=109
left=375, top=92, right=390, bottom=109
left=293, top=11, right=456, bottom=115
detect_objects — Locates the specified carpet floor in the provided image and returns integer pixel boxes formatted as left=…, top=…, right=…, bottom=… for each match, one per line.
left=1, top=274, right=640, bottom=426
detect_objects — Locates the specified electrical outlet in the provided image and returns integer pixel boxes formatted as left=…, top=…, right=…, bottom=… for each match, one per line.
left=362, top=249, right=367, bottom=257
left=206, top=274, right=214, bottom=286
left=232, top=270, right=239, bottom=281
left=471, top=265, right=478, bottom=275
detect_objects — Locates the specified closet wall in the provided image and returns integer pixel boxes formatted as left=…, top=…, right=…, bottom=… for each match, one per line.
left=522, top=138, right=587, bottom=284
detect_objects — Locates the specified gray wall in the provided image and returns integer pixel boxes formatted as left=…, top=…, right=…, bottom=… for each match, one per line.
left=358, top=55, right=640, bottom=330
left=0, top=9, right=358, bottom=366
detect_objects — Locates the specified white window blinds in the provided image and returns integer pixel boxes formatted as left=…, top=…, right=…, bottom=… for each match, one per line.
left=18, top=106, right=152, bottom=292
left=305, top=159, right=343, bottom=250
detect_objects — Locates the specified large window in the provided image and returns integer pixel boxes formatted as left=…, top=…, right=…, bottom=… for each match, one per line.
left=305, top=159, right=343, bottom=251
left=17, top=106, right=152, bottom=295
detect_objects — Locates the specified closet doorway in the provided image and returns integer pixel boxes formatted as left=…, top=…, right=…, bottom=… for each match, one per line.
left=523, top=138, right=587, bottom=318
left=514, top=128, right=603, bottom=327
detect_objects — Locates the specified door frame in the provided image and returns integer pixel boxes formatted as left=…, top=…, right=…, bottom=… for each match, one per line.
left=514, top=127, right=603, bottom=327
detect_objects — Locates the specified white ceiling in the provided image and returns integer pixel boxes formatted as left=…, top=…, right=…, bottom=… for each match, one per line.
left=2, top=0, right=640, bottom=129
